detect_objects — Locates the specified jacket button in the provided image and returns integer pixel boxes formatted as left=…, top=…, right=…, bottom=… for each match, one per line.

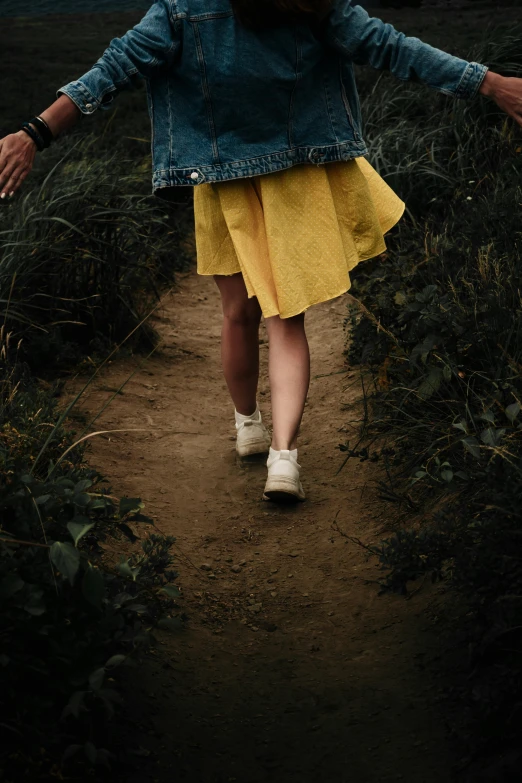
left=85, top=103, right=93, bottom=110
left=190, top=172, right=199, bottom=180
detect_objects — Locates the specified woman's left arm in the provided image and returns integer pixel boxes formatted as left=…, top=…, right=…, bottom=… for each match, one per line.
left=320, top=1, right=492, bottom=101
left=56, top=0, right=183, bottom=116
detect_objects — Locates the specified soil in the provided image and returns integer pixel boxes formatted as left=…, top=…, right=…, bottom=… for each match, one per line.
left=63, top=265, right=460, bottom=783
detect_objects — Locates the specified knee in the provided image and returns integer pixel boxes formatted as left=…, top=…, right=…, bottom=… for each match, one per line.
left=223, top=303, right=261, bottom=328
left=265, top=312, right=305, bottom=336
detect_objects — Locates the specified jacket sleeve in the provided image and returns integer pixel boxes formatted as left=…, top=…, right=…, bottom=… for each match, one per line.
left=55, top=0, right=182, bottom=115
left=320, top=0, right=488, bottom=100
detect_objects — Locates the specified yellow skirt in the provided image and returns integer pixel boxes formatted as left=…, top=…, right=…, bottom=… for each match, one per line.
left=193, top=157, right=405, bottom=319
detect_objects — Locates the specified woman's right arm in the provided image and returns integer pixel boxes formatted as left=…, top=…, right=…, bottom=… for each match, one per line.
left=38, top=93, right=83, bottom=139
left=0, top=94, right=82, bottom=199
left=55, top=0, right=181, bottom=116
left=0, top=0, right=182, bottom=198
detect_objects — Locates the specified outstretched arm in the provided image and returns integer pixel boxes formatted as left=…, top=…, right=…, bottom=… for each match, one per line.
left=0, top=95, right=82, bottom=199
left=320, top=0, right=488, bottom=99
left=55, top=0, right=182, bottom=115
left=0, top=0, right=182, bottom=198
left=319, top=1, right=522, bottom=126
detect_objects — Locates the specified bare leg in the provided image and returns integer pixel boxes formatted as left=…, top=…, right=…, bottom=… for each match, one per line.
left=213, top=273, right=262, bottom=416
left=264, top=312, right=310, bottom=451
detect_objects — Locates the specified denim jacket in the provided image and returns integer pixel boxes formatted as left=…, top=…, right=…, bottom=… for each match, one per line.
left=56, top=0, right=488, bottom=201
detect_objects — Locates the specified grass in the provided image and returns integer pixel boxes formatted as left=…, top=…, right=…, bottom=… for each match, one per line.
left=0, top=132, right=194, bottom=375
left=0, top=10, right=194, bottom=779
left=345, top=22, right=522, bottom=781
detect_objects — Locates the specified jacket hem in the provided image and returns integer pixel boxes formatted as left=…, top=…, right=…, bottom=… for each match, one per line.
left=151, top=140, right=369, bottom=196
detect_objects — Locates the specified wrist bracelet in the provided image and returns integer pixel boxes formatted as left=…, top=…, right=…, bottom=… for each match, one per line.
left=31, top=115, right=54, bottom=147
left=20, top=122, right=45, bottom=152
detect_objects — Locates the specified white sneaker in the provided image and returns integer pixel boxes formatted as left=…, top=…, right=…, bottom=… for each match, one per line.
left=235, top=410, right=271, bottom=457
left=262, top=449, right=306, bottom=503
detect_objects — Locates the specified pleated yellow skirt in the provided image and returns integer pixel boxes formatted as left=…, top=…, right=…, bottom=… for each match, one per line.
left=193, top=156, right=406, bottom=319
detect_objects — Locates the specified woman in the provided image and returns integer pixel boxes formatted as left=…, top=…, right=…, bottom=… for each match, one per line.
left=0, top=0, right=521, bottom=503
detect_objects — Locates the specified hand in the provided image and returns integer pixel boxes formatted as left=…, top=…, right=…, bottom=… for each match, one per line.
left=0, top=130, right=38, bottom=199
left=480, top=71, right=522, bottom=129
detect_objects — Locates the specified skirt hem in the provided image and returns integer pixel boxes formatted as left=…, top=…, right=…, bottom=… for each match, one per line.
left=197, top=201, right=405, bottom=319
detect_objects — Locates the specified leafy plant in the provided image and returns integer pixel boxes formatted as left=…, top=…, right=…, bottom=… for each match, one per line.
left=0, top=21, right=198, bottom=780
left=345, top=29, right=522, bottom=778
left=0, top=361, right=183, bottom=777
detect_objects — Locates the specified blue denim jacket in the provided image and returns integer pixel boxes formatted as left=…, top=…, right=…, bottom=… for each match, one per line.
left=56, top=0, right=488, bottom=200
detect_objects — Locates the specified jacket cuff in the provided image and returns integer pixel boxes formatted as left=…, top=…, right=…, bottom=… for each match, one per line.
left=56, top=82, right=115, bottom=114
left=455, top=62, right=489, bottom=100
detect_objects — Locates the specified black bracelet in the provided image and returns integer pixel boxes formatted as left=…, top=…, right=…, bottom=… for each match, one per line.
left=20, top=122, right=45, bottom=152
left=31, top=116, right=54, bottom=147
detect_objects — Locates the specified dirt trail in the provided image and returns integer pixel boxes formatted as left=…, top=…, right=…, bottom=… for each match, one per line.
left=65, top=266, right=457, bottom=783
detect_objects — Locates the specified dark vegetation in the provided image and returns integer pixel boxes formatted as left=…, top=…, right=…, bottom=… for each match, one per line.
left=1, top=4, right=522, bottom=781
left=0, top=10, right=193, bottom=780
left=347, top=14, right=522, bottom=782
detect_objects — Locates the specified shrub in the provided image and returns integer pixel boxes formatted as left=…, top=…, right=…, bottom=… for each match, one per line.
left=0, top=128, right=190, bottom=776
left=0, top=347, right=184, bottom=778
left=345, top=30, right=522, bottom=777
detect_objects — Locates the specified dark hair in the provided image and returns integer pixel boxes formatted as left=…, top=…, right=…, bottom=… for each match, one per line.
left=230, top=0, right=333, bottom=31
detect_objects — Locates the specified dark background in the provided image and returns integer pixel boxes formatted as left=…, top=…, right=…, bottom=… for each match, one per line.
left=0, top=0, right=521, bottom=16
left=0, top=0, right=520, bottom=134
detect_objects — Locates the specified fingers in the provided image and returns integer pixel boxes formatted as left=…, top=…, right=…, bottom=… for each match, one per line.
left=0, top=150, right=7, bottom=179
left=0, top=163, right=20, bottom=198
left=13, top=169, right=29, bottom=195
left=0, top=144, right=15, bottom=195
left=1, top=171, right=23, bottom=199
left=0, top=134, right=36, bottom=199
left=0, top=159, right=31, bottom=198
left=0, top=161, right=31, bottom=198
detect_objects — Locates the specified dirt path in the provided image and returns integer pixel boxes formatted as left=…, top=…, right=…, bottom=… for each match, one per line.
left=65, top=266, right=456, bottom=782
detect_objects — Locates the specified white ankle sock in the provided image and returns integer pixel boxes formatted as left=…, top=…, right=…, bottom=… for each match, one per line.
left=235, top=404, right=261, bottom=425
left=269, top=446, right=298, bottom=460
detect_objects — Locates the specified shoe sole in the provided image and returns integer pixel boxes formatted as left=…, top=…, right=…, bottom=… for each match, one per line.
left=236, top=438, right=271, bottom=457
left=262, top=478, right=306, bottom=503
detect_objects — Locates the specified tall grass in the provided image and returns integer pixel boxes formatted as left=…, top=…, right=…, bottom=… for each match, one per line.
left=0, top=130, right=194, bottom=374
left=346, top=30, right=522, bottom=779
left=0, top=108, right=194, bottom=776
left=359, top=31, right=522, bottom=222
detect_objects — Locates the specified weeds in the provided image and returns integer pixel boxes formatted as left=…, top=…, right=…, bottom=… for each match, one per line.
left=0, top=295, right=185, bottom=778
left=346, top=29, right=522, bottom=778
left=0, top=131, right=194, bottom=374
left=0, top=81, right=193, bottom=783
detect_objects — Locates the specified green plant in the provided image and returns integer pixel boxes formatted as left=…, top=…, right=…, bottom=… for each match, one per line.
left=0, top=308, right=183, bottom=781
left=344, top=29, right=522, bottom=777
left=0, top=131, right=194, bottom=375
